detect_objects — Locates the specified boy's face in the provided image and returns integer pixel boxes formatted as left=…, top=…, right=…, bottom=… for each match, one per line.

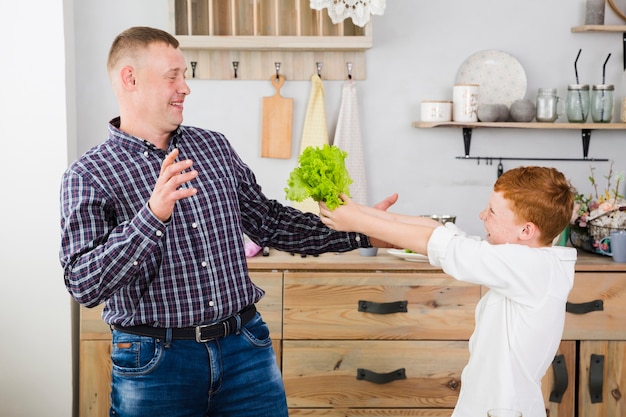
left=479, top=191, right=526, bottom=245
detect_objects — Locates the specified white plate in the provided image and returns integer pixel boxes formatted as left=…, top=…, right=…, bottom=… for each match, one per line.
left=387, top=249, right=429, bottom=262
left=455, top=49, right=527, bottom=107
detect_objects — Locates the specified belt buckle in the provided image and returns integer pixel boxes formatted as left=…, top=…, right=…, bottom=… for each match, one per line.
left=195, top=324, right=213, bottom=343
left=195, top=320, right=231, bottom=342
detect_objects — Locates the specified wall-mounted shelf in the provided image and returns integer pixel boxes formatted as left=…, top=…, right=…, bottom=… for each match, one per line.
left=412, top=121, right=626, bottom=161
left=169, top=0, right=372, bottom=80
left=571, top=25, right=626, bottom=33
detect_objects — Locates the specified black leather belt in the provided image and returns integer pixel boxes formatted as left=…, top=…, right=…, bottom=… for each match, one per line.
left=112, top=304, right=257, bottom=342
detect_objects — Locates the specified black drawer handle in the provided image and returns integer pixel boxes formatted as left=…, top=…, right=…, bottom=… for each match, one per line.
left=549, top=354, right=568, bottom=403
left=358, top=300, right=408, bottom=314
left=565, top=300, right=603, bottom=314
left=589, top=354, right=604, bottom=404
left=356, top=368, right=406, bottom=384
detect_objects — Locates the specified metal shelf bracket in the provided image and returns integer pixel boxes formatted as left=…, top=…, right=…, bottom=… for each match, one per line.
left=582, top=128, right=592, bottom=159
left=462, top=128, right=472, bottom=158
left=459, top=127, right=604, bottom=161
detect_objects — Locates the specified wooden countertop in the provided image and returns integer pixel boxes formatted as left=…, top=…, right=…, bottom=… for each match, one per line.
left=247, top=248, right=626, bottom=272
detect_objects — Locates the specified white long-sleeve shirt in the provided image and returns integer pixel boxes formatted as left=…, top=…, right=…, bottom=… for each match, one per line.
left=427, top=223, right=577, bottom=417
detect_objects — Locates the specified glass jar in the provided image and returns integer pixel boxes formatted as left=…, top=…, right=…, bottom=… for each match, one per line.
left=535, top=88, right=560, bottom=122
left=591, top=84, right=614, bottom=123
left=566, top=84, right=590, bottom=123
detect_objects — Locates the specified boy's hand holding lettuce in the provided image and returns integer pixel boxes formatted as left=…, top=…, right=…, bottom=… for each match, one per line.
left=285, top=145, right=352, bottom=210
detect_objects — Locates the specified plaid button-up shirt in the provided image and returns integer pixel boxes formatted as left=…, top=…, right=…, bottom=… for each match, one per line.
left=60, top=118, right=367, bottom=328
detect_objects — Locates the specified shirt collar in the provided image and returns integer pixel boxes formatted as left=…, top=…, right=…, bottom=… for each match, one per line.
left=108, top=117, right=184, bottom=154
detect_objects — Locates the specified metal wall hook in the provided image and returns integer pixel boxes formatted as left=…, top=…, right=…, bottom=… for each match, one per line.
left=275, top=62, right=281, bottom=81
left=191, top=61, right=197, bottom=78
left=316, top=62, right=323, bottom=77
left=346, top=62, right=353, bottom=80
left=232, top=61, right=239, bottom=79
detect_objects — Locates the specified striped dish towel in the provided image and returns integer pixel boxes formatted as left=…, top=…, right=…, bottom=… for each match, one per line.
left=333, top=79, right=369, bottom=205
left=293, top=74, right=329, bottom=214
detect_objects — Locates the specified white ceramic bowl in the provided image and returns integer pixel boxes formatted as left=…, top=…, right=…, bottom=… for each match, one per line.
left=421, top=214, right=456, bottom=224
left=421, top=100, right=452, bottom=122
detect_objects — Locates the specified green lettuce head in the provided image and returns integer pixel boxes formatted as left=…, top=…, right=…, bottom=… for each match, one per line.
left=285, top=144, right=352, bottom=210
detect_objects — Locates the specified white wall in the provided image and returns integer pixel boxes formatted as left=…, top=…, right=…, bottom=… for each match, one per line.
left=0, top=0, right=72, bottom=416
left=73, top=0, right=626, bottom=237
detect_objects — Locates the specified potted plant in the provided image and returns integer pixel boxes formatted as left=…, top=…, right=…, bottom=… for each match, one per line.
left=570, top=162, right=626, bottom=255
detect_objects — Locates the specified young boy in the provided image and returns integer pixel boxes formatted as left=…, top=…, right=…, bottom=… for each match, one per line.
left=318, top=166, right=577, bottom=417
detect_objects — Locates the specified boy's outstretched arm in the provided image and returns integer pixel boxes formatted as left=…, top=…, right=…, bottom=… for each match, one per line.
left=319, top=195, right=438, bottom=255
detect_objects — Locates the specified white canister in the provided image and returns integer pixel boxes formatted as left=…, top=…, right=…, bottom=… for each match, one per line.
left=453, top=84, right=479, bottom=122
left=420, top=100, right=452, bottom=122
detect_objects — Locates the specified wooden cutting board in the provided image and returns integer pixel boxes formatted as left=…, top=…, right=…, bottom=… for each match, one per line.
left=261, top=74, right=293, bottom=158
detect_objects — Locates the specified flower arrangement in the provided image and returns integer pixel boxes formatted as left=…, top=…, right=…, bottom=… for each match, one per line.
left=571, top=162, right=626, bottom=254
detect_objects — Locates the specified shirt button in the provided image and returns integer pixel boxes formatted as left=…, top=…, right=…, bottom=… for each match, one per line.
left=355, top=235, right=361, bottom=242
left=201, top=261, right=207, bottom=267
left=133, top=261, right=138, bottom=266
left=143, top=151, right=149, bottom=157
left=192, top=222, right=198, bottom=228
left=156, top=230, right=163, bottom=237
left=208, top=300, right=215, bottom=307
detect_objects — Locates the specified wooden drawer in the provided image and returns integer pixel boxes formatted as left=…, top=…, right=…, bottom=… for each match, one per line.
left=79, top=271, right=283, bottom=340
left=283, top=340, right=468, bottom=409
left=283, top=272, right=479, bottom=340
left=563, top=272, right=626, bottom=340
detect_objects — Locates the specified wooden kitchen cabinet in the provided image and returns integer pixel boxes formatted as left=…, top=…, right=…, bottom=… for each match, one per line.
left=77, top=272, right=283, bottom=417
left=77, top=251, right=626, bottom=417
left=562, top=271, right=626, bottom=417
left=282, top=271, right=477, bottom=414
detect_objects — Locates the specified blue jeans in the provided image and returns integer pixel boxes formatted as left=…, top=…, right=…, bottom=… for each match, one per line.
left=109, top=313, right=288, bottom=417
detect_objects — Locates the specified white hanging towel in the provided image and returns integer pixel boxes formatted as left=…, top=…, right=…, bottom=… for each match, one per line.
left=293, top=74, right=329, bottom=214
left=333, top=79, right=369, bottom=205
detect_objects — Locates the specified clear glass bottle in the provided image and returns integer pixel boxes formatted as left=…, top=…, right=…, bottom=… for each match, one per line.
left=591, top=84, right=614, bottom=123
left=566, top=84, right=590, bottom=123
left=535, top=88, right=560, bottom=122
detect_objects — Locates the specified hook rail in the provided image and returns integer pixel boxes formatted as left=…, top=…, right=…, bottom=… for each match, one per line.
left=456, top=156, right=609, bottom=162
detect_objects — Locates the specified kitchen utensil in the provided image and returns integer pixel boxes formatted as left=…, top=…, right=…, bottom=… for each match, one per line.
left=421, top=100, right=452, bottom=121
left=261, top=74, right=293, bottom=159
left=420, top=214, right=456, bottom=224
left=608, top=231, right=626, bottom=262
left=387, top=248, right=429, bottom=262
left=591, top=84, right=614, bottom=122
left=608, top=0, right=626, bottom=21
left=566, top=84, right=590, bottom=122
left=455, top=50, right=527, bottom=107
left=535, top=88, right=560, bottom=122
left=585, top=0, right=605, bottom=24
left=452, top=84, right=479, bottom=122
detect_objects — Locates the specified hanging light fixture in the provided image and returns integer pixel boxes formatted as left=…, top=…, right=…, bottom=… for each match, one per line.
left=310, top=0, right=386, bottom=27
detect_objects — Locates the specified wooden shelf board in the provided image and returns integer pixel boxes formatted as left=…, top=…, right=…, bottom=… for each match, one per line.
left=412, top=121, right=626, bottom=130
left=571, top=25, right=626, bottom=32
left=177, top=35, right=373, bottom=51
